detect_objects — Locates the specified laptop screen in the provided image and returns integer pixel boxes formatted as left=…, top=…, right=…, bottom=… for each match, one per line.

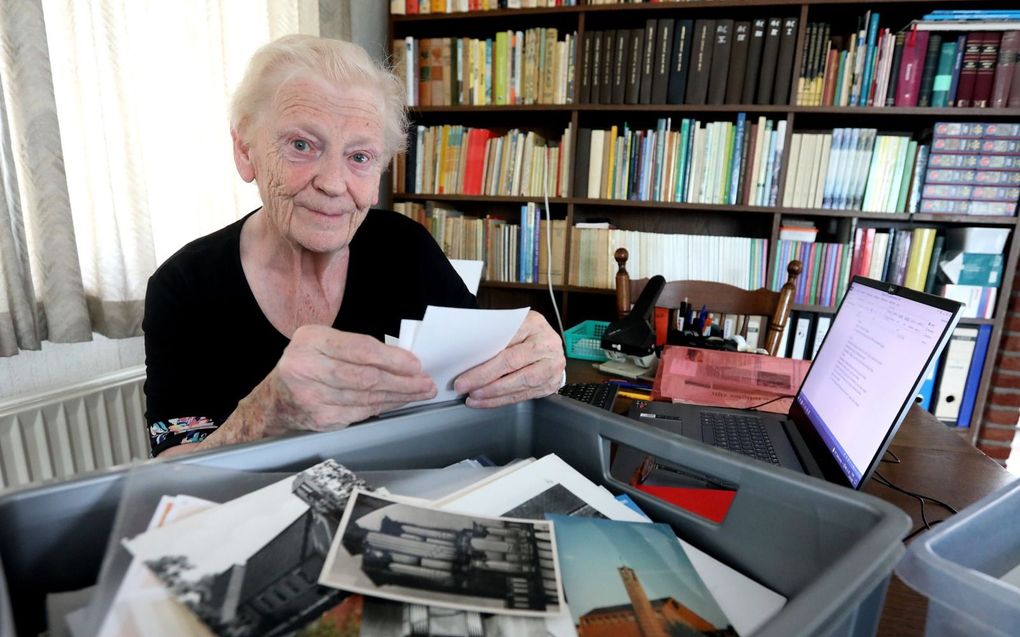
left=794, top=278, right=961, bottom=488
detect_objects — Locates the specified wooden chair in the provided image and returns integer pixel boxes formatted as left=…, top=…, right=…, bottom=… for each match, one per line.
left=614, top=248, right=802, bottom=356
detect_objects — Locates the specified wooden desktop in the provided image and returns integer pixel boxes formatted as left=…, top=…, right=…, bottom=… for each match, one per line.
left=565, top=358, right=1014, bottom=637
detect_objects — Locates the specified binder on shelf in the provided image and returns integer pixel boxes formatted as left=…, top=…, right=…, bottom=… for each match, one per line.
left=811, top=315, right=832, bottom=359
left=956, top=325, right=993, bottom=429
left=790, top=312, right=813, bottom=360
left=915, top=353, right=942, bottom=412
left=933, top=326, right=979, bottom=424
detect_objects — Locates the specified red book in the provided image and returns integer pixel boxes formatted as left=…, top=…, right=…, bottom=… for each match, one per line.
left=406, top=0, right=419, bottom=14
left=972, top=31, right=1003, bottom=107
left=858, top=227, right=876, bottom=279
left=992, top=30, right=1019, bottom=108
left=894, top=29, right=929, bottom=107
left=955, top=32, right=985, bottom=108
left=822, top=49, right=839, bottom=106
left=461, top=129, right=487, bottom=195
left=850, top=227, right=864, bottom=277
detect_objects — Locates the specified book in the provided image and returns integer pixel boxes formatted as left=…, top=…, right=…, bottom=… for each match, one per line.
left=706, top=20, right=733, bottom=105
left=930, top=39, right=958, bottom=107
left=772, top=17, right=799, bottom=105
left=954, top=31, right=984, bottom=107
left=725, top=21, right=751, bottom=104
left=991, top=30, right=1019, bottom=107
left=917, top=33, right=943, bottom=106
left=884, top=32, right=905, bottom=106
left=742, top=18, right=768, bottom=103
left=599, top=30, right=616, bottom=105
left=904, top=228, right=937, bottom=291
left=626, top=27, right=645, bottom=104
left=973, top=31, right=1003, bottom=107
left=589, top=29, right=603, bottom=104
left=667, top=20, right=694, bottom=104
left=650, top=18, right=675, bottom=104
left=686, top=19, right=715, bottom=105
left=640, top=18, right=658, bottom=104
left=947, top=34, right=967, bottom=105
left=611, top=29, right=629, bottom=104
left=895, top=29, right=929, bottom=106
left=580, top=31, right=594, bottom=103
left=756, top=17, right=783, bottom=104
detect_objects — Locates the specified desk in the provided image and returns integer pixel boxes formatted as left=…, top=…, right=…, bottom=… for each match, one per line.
left=565, top=359, right=1015, bottom=637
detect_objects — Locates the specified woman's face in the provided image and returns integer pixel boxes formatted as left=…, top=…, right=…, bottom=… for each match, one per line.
left=234, top=75, right=386, bottom=254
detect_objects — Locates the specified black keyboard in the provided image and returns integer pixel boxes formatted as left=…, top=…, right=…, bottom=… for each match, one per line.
left=558, top=383, right=619, bottom=411
left=701, top=412, right=780, bottom=465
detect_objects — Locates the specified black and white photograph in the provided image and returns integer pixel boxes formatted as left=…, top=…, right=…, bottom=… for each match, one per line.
left=124, top=460, right=367, bottom=636
left=320, top=490, right=565, bottom=618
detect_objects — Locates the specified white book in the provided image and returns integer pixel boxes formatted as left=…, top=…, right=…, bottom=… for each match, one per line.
left=747, top=116, right=767, bottom=205
left=776, top=318, right=793, bottom=357
left=804, top=134, right=825, bottom=208
left=832, top=128, right=858, bottom=209
left=812, top=133, right=832, bottom=208
left=822, top=128, right=844, bottom=208
left=587, top=129, right=604, bottom=198
left=782, top=133, right=802, bottom=206
left=794, top=134, right=816, bottom=207
left=934, top=327, right=979, bottom=422
left=861, top=135, right=886, bottom=212
left=869, top=232, right=890, bottom=280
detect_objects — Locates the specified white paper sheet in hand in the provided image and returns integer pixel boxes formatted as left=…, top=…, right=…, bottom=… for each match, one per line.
left=400, top=306, right=528, bottom=404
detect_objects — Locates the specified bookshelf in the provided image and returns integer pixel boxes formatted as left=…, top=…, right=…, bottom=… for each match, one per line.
left=389, top=0, right=1020, bottom=444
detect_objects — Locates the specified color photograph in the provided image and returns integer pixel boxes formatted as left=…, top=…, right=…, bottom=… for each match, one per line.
left=549, top=515, right=738, bottom=637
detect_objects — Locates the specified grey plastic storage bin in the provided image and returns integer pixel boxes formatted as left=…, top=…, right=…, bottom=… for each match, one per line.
left=0, top=396, right=909, bottom=637
left=896, top=477, right=1020, bottom=636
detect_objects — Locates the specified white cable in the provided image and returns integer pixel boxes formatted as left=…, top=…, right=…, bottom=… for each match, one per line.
left=543, top=148, right=566, bottom=341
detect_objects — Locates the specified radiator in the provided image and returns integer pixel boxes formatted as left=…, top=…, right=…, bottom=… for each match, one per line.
left=0, top=366, right=150, bottom=491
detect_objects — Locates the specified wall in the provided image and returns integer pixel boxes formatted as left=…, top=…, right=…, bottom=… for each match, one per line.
left=0, top=5, right=387, bottom=401
left=977, top=272, right=1020, bottom=472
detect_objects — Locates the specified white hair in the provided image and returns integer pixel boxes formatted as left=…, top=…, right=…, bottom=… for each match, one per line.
left=230, top=35, right=407, bottom=160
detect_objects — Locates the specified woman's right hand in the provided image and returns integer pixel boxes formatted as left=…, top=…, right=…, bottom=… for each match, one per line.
left=250, top=324, right=437, bottom=436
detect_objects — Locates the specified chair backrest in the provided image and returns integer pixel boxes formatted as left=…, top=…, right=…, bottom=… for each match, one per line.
left=614, top=248, right=802, bottom=356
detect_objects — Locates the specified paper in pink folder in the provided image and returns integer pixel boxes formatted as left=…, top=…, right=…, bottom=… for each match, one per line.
left=652, top=346, right=811, bottom=414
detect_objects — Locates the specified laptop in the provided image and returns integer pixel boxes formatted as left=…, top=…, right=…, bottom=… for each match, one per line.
left=629, top=276, right=964, bottom=489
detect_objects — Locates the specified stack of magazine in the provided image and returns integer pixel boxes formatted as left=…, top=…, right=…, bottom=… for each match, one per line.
left=59, top=454, right=786, bottom=637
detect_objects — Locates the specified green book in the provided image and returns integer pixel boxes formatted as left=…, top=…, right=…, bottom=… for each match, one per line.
left=930, top=41, right=958, bottom=107
left=494, top=32, right=508, bottom=105
left=894, top=141, right=917, bottom=213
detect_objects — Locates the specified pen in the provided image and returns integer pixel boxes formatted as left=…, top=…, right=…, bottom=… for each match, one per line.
left=607, top=379, right=654, bottom=391
left=617, top=390, right=652, bottom=401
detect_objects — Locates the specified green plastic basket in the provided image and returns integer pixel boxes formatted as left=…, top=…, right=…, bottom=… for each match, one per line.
left=564, top=320, right=610, bottom=361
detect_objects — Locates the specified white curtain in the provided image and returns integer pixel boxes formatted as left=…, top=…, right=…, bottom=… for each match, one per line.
left=0, top=0, right=327, bottom=356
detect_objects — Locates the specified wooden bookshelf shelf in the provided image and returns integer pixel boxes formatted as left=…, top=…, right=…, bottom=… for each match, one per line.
left=391, top=0, right=1020, bottom=445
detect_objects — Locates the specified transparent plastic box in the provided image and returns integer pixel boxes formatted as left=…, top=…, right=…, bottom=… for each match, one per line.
left=0, top=397, right=910, bottom=636
left=896, top=477, right=1020, bottom=637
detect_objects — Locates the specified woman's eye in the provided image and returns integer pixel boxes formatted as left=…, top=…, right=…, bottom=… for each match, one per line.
left=351, top=152, right=371, bottom=164
left=292, top=139, right=310, bottom=152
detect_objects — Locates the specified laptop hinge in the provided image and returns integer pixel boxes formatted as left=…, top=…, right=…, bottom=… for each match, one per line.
left=784, top=420, right=825, bottom=479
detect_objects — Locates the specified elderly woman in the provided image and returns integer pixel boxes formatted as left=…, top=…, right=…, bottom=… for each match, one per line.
left=143, top=35, right=565, bottom=458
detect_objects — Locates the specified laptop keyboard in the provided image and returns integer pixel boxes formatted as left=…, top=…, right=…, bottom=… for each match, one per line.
left=558, top=383, right=619, bottom=411
left=701, top=412, right=780, bottom=465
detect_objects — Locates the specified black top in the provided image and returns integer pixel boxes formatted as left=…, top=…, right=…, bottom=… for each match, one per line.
left=143, top=209, right=475, bottom=456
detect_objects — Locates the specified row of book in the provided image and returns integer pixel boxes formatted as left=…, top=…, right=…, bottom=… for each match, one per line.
left=781, top=129, right=926, bottom=213
left=580, top=18, right=800, bottom=107
left=393, top=30, right=576, bottom=107
left=390, top=0, right=578, bottom=14
left=395, top=124, right=573, bottom=197
left=573, top=116, right=787, bottom=206
left=780, top=121, right=1020, bottom=216
left=568, top=227, right=768, bottom=290
left=775, top=222, right=1006, bottom=314
left=771, top=240, right=853, bottom=308
left=797, top=11, right=1020, bottom=108
left=393, top=201, right=567, bottom=284
left=919, top=122, right=1020, bottom=216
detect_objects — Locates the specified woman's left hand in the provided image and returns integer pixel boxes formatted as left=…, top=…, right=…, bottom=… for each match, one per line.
left=453, top=310, right=565, bottom=408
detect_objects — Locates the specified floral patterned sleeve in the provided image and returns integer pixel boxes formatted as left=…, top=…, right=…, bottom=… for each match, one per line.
left=149, top=417, right=219, bottom=457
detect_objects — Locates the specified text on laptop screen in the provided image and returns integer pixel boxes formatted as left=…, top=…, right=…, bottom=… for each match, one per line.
left=795, top=281, right=955, bottom=487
